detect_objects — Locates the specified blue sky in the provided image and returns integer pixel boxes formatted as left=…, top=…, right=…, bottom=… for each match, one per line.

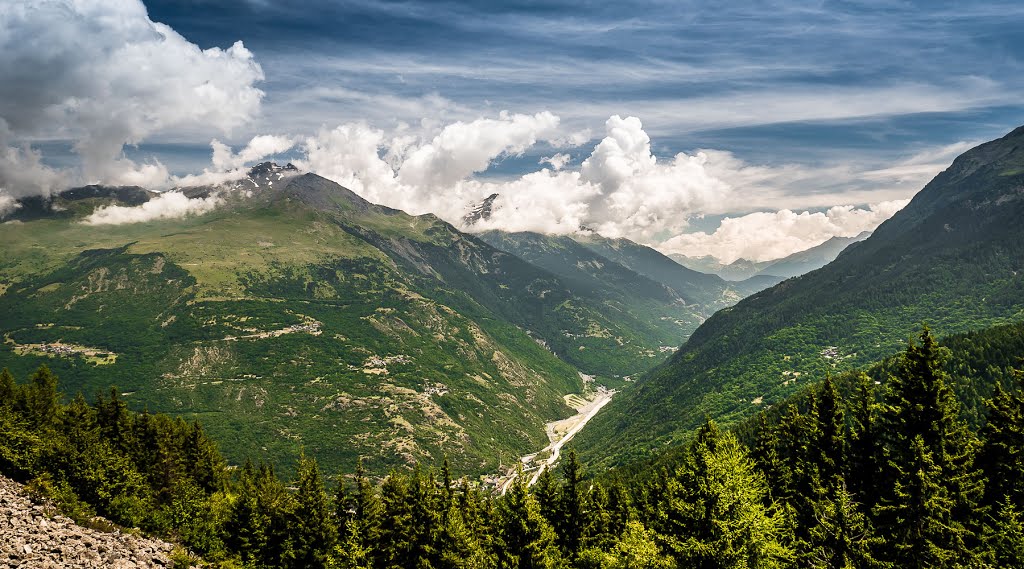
left=141, top=0, right=1024, bottom=159
left=2, top=0, right=1024, bottom=260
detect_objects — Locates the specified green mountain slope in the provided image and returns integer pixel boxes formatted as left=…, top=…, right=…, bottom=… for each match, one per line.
left=2, top=168, right=684, bottom=476
left=476, top=230, right=703, bottom=377
left=575, top=124, right=1024, bottom=468
left=572, top=234, right=778, bottom=304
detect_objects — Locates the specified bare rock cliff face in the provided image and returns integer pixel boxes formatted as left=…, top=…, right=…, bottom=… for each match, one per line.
left=0, top=475, right=175, bottom=568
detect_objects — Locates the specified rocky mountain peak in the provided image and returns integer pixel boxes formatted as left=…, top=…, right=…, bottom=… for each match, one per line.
left=463, top=193, right=500, bottom=226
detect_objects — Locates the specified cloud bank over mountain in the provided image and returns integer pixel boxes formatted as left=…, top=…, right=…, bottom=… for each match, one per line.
left=291, top=113, right=915, bottom=260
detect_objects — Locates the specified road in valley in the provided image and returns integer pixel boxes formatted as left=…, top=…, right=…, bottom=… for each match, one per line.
left=498, top=388, right=615, bottom=494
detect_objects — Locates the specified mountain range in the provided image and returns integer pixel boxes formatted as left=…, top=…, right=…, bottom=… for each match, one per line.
left=0, top=164, right=764, bottom=477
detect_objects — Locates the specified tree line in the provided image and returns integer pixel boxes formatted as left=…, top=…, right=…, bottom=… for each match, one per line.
left=1, top=327, right=1023, bottom=567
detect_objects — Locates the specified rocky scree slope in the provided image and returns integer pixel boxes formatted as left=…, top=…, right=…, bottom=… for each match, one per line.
left=0, top=475, right=174, bottom=568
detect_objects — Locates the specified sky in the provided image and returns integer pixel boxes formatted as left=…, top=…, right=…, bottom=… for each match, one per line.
left=2, top=0, right=1024, bottom=262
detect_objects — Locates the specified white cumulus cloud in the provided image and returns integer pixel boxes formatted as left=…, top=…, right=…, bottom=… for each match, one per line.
left=211, top=135, right=295, bottom=171
left=660, top=200, right=911, bottom=263
left=83, top=192, right=222, bottom=225
left=0, top=0, right=264, bottom=196
left=396, top=111, right=561, bottom=188
left=289, top=112, right=918, bottom=259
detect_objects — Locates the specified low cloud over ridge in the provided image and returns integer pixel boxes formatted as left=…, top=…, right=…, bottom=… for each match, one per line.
left=83, top=192, right=222, bottom=226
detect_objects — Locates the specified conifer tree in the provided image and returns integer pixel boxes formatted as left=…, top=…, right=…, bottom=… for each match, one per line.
left=611, top=520, right=674, bottom=569
left=808, top=480, right=881, bottom=569
left=255, top=463, right=298, bottom=569
left=555, top=450, right=591, bottom=559
left=25, top=365, right=59, bottom=429
left=531, top=466, right=559, bottom=526
left=752, top=413, right=785, bottom=501
left=224, top=460, right=270, bottom=566
left=378, top=470, right=415, bottom=568
left=351, top=458, right=383, bottom=563
left=605, top=481, right=634, bottom=539
left=0, top=368, right=16, bottom=407
left=815, top=375, right=846, bottom=487
left=847, top=372, right=879, bottom=504
left=408, top=466, right=442, bottom=567
left=989, top=499, right=1024, bottom=568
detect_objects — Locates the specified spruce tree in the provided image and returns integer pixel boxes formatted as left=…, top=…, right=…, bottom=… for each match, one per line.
left=752, top=413, right=785, bottom=501
left=555, top=450, right=590, bottom=559
left=815, top=375, right=846, bottom=487
left=978, top=374, right=1024, bottom=507
left=496, top=467, right=561, bottom=569
left=0, top=368, right=16, bottom=407
left=875, top=328, right=986, bottom=566
left=378, top=470, right=415, bottom=568
left=352, top=458, right=383, bottom=563
left=989, top=499, right=1024, bottom=568
left=25, top=365, right=59, bottom=429
left=292, top=454, right=337, bottom=569
left=808, top=480, right=881, bottom=569
left=224, top=460, right=270, bottom=566
left=847, top=372, right=880, bottom=505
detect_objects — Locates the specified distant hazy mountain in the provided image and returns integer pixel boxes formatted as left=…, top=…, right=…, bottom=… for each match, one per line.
left=669, top=254, right=770, bottom=281
left=576, top=124, right=1024, bottom=469
left=756, top=231, right=872, bottom=279
left=669, top=231, right=871, bottom=281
